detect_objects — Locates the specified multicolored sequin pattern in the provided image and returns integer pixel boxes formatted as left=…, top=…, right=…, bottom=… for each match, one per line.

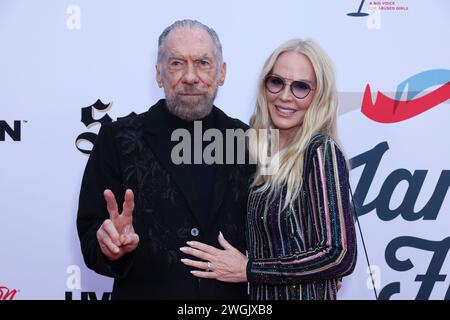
left=246, top=135, right=357, bottom=300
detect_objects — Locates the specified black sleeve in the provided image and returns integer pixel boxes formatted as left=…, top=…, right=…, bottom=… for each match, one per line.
left=76, top=123, right=136, bottom=279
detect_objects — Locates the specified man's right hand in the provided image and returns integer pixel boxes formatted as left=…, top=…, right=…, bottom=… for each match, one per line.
left=96, top=189, right=140, bottom=261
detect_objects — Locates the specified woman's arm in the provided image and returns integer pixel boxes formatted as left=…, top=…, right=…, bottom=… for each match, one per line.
left=247, top=137, right=357, bottom=284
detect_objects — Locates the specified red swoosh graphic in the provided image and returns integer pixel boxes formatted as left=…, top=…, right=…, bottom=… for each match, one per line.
left=361, top=82, right=450, bottom=123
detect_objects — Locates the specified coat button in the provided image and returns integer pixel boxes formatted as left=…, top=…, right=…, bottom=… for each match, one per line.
left=190, top=228, right=199, bottom=237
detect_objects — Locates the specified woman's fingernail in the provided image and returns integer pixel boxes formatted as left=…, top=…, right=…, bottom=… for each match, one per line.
left=179, top=247, right=187, bottom=251
left=180, top=258, right=187, bottom=263
left=186, top=241, right=193, bottom=246
left=219, top=231, right=223, bottom=237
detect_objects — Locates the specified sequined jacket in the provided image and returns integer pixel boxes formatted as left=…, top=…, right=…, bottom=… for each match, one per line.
left=246, top=134, right=357, bottom=300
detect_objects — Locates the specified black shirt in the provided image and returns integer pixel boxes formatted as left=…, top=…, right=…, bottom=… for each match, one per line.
left=163, top=106, right=217, bottom=226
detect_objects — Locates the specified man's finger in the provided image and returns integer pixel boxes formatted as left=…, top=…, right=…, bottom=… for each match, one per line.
left=99, top=233, right=120, bottom=254
left=123, top=189, right=135, bottom=217
left=99, top=241, right=120, bottom=259
left=120, top=233, right=139, bottom=246
left=104, top=189, right=119, bottom=220
left=102, top=219, right=121, bottom=246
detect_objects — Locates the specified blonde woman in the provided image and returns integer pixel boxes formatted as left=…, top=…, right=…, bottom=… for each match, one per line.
left=180, top=39, right=357, bottom=300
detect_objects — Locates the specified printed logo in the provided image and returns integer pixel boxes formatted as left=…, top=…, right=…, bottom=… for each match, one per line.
left=361, top=70, right=450, bottom=123
left=0, top=120, right=26, bottom=141
left=348, top=1, right=409, bottom=16
left=347, top=0, right=369, bottom=16
left=0, top=286, right=18, bottom=300
left=350, top=140, right=450, bottom=299
left=348, top=1, right=409, bottom=29
left=367, top=1, right=409, bottom=12
left=75, top=99, right=135, bottom=155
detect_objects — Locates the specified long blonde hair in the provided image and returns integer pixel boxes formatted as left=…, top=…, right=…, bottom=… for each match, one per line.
left=249, top=39, right=338, bottom=208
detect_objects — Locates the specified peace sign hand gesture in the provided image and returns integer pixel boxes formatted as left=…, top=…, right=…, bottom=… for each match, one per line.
left=96, top=189, right=140, bottom=261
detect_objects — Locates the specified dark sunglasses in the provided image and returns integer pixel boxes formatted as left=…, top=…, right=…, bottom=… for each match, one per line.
left=265, top=74, right=315, bottom=99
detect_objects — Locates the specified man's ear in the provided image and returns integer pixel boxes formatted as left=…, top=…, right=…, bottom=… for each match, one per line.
left=218, top=62, right=227, bottom=86
left=156, top=65, right=163, bottom=88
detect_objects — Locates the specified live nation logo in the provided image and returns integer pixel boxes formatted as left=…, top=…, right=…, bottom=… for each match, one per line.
left=65, top=265, right=111, bottom=300
left=0, top=285, right=18, bottom=300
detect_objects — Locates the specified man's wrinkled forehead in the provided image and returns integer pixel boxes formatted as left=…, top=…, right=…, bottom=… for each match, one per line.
left=162, top=27, right=218, bottom=61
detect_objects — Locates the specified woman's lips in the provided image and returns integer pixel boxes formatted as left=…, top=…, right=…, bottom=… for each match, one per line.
left=275, top=105, right=297, bottom=117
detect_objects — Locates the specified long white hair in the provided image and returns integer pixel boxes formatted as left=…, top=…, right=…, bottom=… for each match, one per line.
left=249, top=38, right=339, bottom=208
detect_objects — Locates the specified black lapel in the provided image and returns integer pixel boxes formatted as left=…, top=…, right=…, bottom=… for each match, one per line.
left=141, top=99, right=204, bottom=229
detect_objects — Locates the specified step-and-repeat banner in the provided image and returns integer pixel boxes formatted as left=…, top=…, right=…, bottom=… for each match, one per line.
left=1, top=0, right=449, bottom=300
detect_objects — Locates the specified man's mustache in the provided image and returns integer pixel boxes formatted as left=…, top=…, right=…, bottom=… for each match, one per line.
left=176, top=88, right=207, bottom=95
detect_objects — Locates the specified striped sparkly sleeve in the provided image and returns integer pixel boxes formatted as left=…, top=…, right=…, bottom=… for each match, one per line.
left=247, top=137, right=357, bottom=284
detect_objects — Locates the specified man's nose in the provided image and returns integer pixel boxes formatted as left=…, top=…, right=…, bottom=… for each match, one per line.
left=182, top=63, right=200, bottom=84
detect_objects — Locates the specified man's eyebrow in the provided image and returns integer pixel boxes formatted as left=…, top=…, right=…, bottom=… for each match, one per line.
left=197, top=54, right=212, bottom=60
left=166, top=54, right=213, bottom=61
